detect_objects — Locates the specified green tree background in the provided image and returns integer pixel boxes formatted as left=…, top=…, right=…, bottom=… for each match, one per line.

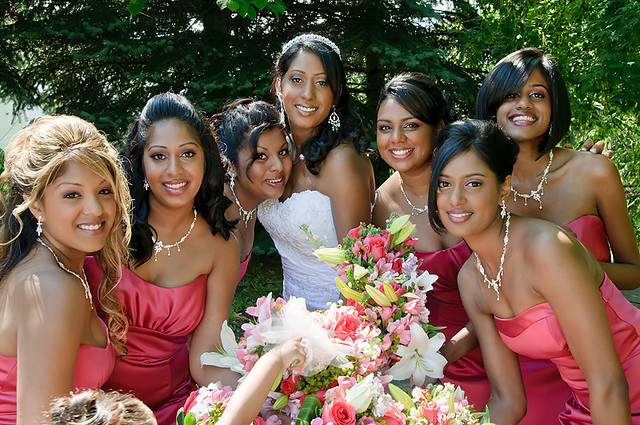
left=1, top=0, right=638, bottom=240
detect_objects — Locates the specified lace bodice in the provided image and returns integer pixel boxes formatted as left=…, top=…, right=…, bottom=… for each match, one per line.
left=258, top=190, right=340, bottom=311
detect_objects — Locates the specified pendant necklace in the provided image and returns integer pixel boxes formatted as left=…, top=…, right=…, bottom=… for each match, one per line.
left=152, top=208, right=197, bottom=261
left=399, top=176, right=428, bottom=216
left=474, top=212, right=511, bottom=300
left=511, top=150, right=553, bottom=209
left=37, top=237, right=93, bottom=309
left=229, top=178, right=256, bottom=228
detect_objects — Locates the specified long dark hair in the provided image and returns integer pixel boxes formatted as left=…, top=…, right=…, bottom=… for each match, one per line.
left=212, top=98, right=286, bottom=181
left=273, top=34, right=367, bottom=174
left=124, top=92, right=234, bottom=266
left=476, top=47, right=571, bottom=157
left=428, top=120, right=519, bottom=233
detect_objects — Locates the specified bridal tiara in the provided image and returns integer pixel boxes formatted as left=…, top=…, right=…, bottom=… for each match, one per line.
left=281, top=34, right=342, bottom=59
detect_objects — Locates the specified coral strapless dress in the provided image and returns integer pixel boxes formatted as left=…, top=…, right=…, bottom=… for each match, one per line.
left=238, top=250, right=252, bottom=283
left=495, top=274, right=640, bottom=424
left=0, top=318, right=115, bottom=424
left=85, top=259, right=206, bottom=425
left=415, top=241, right=491, bottom=409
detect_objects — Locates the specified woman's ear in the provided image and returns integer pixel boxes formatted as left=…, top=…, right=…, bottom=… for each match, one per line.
left=499, top=175, right=512, bottom=203
left=24, top=195, right=43, bottom=221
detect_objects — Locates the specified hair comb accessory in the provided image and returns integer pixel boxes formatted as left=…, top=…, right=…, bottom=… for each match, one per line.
left=281, top=33, right=342, bottom=59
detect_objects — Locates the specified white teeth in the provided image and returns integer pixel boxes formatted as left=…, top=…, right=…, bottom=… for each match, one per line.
left=296, top=105, right=317, bottom=112
left=79, top=223, right=102, bottom=231
left=392, top=148, right=412, bottom=156
left=512, top=115, right=536, bottom=122
left=165, top=182, right=187, bottom=189
left=449, top=212, right=471, bottom=218
left=267, top=178, right=283, bottom=184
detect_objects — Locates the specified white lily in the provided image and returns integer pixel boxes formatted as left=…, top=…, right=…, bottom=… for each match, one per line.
left=200, top=320, right=244, bottom=374
left=404, top=270, right=438, bottom=294
left=387, top=323, right=447, bottom=386
left=345, top=373, right=375, bottom=413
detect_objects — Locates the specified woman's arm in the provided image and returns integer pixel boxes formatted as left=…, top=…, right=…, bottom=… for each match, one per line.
left=458, top=265, right=527, bottom=425
left=217, top=338, right=306, bottom=425
left=16, top=271, right=88, bottom=424
left=589, top=155, right=640, bottom=289
left=439, top=321, right=479, bottom=368
left=533, top=231, right=631, bottom=425
left=319, top=145, right=375, bottom=241
left=189, top=236, right=241, bottom=387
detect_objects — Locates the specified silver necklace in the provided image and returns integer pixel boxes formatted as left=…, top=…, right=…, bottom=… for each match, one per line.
left=511, top=150, right=553, bottom=209
left=399, top=177, right=428, bottom=216
left=229, top=178, right=256, bottom=228
left=152, top=208, right=197, bottom=261
left=37, top=237, right=93, bottom=309
left=474, top=212, right=510, bottom=301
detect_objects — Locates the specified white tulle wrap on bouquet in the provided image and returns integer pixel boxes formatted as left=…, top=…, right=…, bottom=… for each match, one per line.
left=200, top=295, right=353, bottom=377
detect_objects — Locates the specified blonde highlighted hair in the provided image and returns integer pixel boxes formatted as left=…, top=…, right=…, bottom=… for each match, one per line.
left=0, top=114, right=131, bottom=356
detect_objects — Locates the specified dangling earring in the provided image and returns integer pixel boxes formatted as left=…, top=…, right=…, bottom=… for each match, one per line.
left=328, top=107, right=340, bottom=133
left=548, top=123, right=553, bottom=137
left=144, top=178, right=149, bottom=191
left=500, top=200, right=507, bottom=219
left=36, top=216, right=43, bottom=236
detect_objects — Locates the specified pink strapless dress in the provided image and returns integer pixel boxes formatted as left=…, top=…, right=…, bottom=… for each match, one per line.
left=238, top=250, right=252, bottom=283
left=515, top=215, right=611, bottom=424
left=415, top=241, right=490, bottom=409
left=0, top=319, right=115, bottom=424
left=85, top=259, right=207, bottom=425
left=495, top=274, right=640, bottom=424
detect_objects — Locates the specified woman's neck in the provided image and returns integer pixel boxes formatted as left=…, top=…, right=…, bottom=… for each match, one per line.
left=398, top=164, right=432, bottom=195
left=226, top=181, right=261, bottom=216
left=464, top=214, right=510, bottom=277
left=512, top=140, right=550, bottom=182
left=291, top=126, right=318, bottom=151
left=38, top=234, right=86, bottom=274
left=147, top=198, right=196, bottom=234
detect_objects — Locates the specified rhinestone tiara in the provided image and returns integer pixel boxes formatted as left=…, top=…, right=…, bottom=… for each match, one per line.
left=280, top=33, right=342, bottom=59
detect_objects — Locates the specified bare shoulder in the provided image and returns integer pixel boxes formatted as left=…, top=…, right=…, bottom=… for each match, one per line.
left=322, top=143, right=373, bottom=175
left=372, top=173, right=400, bottom=227
left=556, top=147, right=619, bottom=183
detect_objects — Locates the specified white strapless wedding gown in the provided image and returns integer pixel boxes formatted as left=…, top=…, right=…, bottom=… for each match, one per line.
left=257, top=190, right=340, bottom=311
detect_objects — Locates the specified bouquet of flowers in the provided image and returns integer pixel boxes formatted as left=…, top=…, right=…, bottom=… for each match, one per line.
left=185, top=215, right=491, bottom=425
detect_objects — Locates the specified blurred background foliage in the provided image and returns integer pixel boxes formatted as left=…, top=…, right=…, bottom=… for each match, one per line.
left=1, top=0, right=638, bottom=241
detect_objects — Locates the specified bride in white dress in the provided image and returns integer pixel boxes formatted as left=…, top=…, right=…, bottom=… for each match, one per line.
left=258, top=34, right=375, bottom=311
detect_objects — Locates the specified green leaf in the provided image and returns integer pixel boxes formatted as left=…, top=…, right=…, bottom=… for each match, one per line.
left=128, top=0, right=149, bottom=17
left=184, top=412, right=196, bottom=425
left=253, top=0, right=268, bottom=10
left=176, top=407, right=185, bottom=425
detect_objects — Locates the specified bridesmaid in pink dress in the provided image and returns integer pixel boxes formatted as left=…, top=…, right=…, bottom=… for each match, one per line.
left=211, top=99, right=293, bottom=282
left=429, top=119, right=639, bottom=425
left=87, top=93, right=240, bottom=425
left=0, top=115, right=130, bottom=424
left=372, top=73, right=490, bottom=408
left=475, top=48, right=640, bottom=424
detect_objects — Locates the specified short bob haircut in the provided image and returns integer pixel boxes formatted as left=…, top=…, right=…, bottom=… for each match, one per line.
left=212, top=98, right=287, bottom=182
left=475, top=47, right=570, bottom=157
left=428, top=120, right=519, bottom=233
left=272, top=34, right=367, bottom=174
left=124, top=92, right=234, bottom=266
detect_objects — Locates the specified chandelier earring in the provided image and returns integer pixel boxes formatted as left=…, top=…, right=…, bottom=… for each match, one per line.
left=143, top=178, right=149, bottom=191
left=328, top=107, right=340, bottom=133
left=500, top=200, right=507, bottom=219
left=36, top=215, right=43, bottom=236
left=548, top=123, right=553, bottom=137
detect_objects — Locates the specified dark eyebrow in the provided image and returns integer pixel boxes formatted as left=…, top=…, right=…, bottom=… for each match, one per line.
left=290, top=68, right=327, bottom=77
left=56, top=179, right=107, bottom=188
left=439, top=172, right=486, bottom=178
left=377, top=116, right=415, bottom=123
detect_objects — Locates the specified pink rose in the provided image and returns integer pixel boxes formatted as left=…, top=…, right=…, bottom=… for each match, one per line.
left=390, top=258, right=403, bottom=274
left=322, top=398, right=356, bottom=425
left=333, top=314, right=363, bottom=340
left=381, top=403, right=406, bottom=425
left=363, top=236, right=387, bottom=262
left=183, top=389, right=199, bottom=412
left=252, top=417, right=267, bottom=425
left=347, top=225, right=363, bottom=239
left=421, top=400, right=443, bottom=424
left=403, top=236, right=417, bottom=248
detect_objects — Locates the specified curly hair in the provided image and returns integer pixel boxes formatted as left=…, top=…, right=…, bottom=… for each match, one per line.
left=0, top=115, right=131, bottom=356
left=211, top=98, right=287, bottom=181
left=46, top=390, right=156, bottom=425
left=124, top=92, right=235, bottom=266
left=273, top=34, right=368, bottom=174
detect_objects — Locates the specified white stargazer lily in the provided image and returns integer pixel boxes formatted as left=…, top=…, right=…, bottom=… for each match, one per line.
left=404, top=269, right=438, bottom=294
left=345, top=373, right=375, bottom=413
left=200, top=320, right=244, bottom=374
left=387, top=323, right=447, bottom=386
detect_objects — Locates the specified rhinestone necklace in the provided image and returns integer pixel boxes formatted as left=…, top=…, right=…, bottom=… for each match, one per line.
left=473, top=212, right=511, bottom=301
left=511, top=150, right=553, bottom=209
left=152, top=208, right=197, bottom=261
left=37, top=237, right=93, bottom=309
left=399, top=177, right=428, bottom=216
left=230, top=180, right=256, bottom=228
